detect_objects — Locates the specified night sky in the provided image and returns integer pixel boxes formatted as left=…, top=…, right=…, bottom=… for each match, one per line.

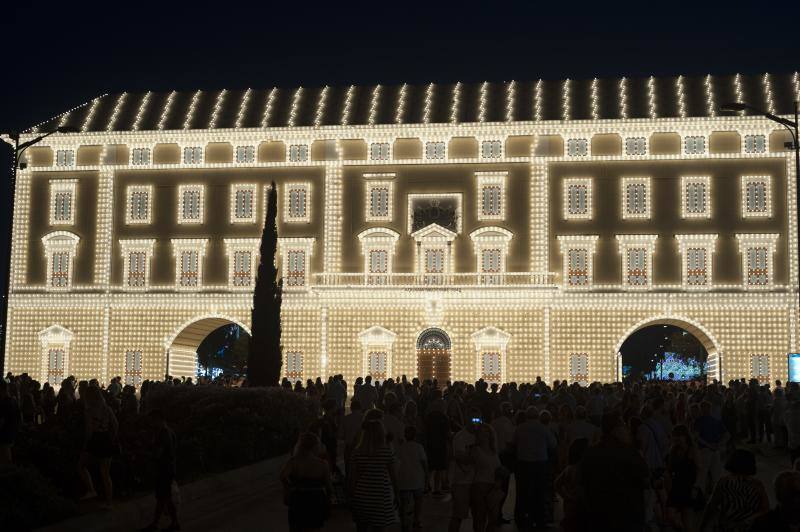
left=1, top=1, right=798, bottom=293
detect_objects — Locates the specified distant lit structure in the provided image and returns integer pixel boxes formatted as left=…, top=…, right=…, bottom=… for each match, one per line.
left=3, top=72, right=799, bottom=386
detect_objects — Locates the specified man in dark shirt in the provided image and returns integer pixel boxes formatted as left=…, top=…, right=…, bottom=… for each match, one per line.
left=577, top=412, right=650, bottom=532
left=0, top=378, right=21, bottom=465
left=141, top=409, right=179, bottom=532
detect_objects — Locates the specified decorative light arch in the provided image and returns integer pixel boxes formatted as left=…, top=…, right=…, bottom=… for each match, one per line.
left=614, top=314, right=722, bottom=382
left=164, top=314, right=252, bottom=380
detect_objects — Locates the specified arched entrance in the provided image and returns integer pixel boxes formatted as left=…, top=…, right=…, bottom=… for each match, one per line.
left=417, top=328, right=452, bottom=384
left=615, top=316, right=721, bottom=382
left=165, top=316, right=252, bottom=380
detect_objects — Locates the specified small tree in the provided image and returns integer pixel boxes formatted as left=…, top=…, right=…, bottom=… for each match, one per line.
left=247, top=181, right=282, bottom=386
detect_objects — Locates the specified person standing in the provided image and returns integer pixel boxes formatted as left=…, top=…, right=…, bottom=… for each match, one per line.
left=350, top=420, right=398, bottom=531
left=339, top=398, right=364, bottom=478
left=513, top=405, right=556, bottom=530
left=0, top=378, right=21, bottom=465
left=699, top=449, right=769, bottom=532
left=490, top=401, right=515, bottom=524
left=396, top=425, right=428, bottom=532
left=785, top=399, right=800, bottom=467
left=449, top=410, right=478, bottom=532
left=79, top=385, right=118, bottom=508
left=693, top=400, right=728, bottom=494
left=470, top=423, right=504, bottom=532
left=141, top=409, right=181, bottom=532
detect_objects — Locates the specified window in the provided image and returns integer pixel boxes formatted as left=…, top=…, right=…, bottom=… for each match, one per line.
left=369, top=142, right=390, bottom=161
left=425, top=141, right=446, bottom=159
left=231, top=184, right=257, bottom=223
left=286, top=351, right=303, bottom=382
left=569, top=354, right=589, bottom=385
left=49, top=180, right=77, bottom=225
left=124, top=350, right=143, bottom=387
left=481, top=140, right=502, bottom=159
left=563, top=178, right=592, bottom=220
left=279, top=238, right=315, bottom=290
left=358, top=228, right=399, bottom=285
left=625, top=137, right=647, bottom=155
left=470, top=227, right=513, bottom=285
left=736, top=234, right=778, bottom=289
left=288, top=144, right=309, bottom=162
left=742, top=176, right=771, bottom=218
left=366, top=180, right=393, bottom=221
left=676, top=234, right=717, bottom=290
left=178, top=185, right=204, bottom=224
left=120, top=240, right=155, bottom=290
left=38, top=325, right=73, bottom=386
left=367, top=351, right=388, bottom=381
left=55, top=149, right=75, bottom=167
left=744, top=134, right=766, bottom=154
left=476, top=172, right=506, bottom=221
left=557, top=235, right=599, bottom=288
left=622, top=177, right=651, bottom=219
left=131, top=148, right=151, bottom=165
left=684, top=136, right=706, bottom=154
left=617, top=235, right=658, bottom=289
left=425, top=249, right=444, bottom=275
left=235, top=145, right=255, bottom=163
left=284, top=183, right=311, bottom=223
left=42, top=231, right=80, bottom=291
left=481, top=352, right=502, bottom=384
left=171, top=239, right=208, bottom=290
left=567, top=138, right=588, bottom=157
left=224, top=238, right=259, bottom=289
left=126, top=185, right=152, bottom=224
left=287, top=250, right=306, bottom=286
left=183, top=146, right=203, bottom=164
left=412, top=223, right=457, bottom=284
left=681, top=176, right=711, bottom=218
left=750, top=354, right=770, bottom=383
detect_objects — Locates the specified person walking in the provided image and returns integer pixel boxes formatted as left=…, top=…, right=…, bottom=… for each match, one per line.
left=699, top=449, right=769, bottom=532
left=350, top=420, right=398, bottom=532
left=513, top=405, right=556, bottom=530
left=140, top=409, right=181, bottom=532
left=79, top=385, right=118, bottom=508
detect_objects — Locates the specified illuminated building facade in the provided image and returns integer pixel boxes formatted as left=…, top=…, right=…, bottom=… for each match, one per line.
left=4, top=73, right=799, bottom=386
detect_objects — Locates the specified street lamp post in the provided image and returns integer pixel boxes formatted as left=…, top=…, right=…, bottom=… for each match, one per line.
left=719, top=101, right=800, bottom=315
left=0, top=127, right=77, bottom=367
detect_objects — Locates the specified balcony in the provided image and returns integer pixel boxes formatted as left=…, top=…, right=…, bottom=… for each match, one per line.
left=314, top=271, right=555, bottom=287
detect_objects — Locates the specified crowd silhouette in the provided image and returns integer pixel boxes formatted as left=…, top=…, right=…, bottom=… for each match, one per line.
left=4, top=370, right=800, bottom=530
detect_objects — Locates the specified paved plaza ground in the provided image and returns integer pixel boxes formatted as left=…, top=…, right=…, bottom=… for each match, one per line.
left=42, top=441, right=792, bottom=532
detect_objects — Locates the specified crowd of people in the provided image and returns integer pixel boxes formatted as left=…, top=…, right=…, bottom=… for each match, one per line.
left=279, top=374, right=800, bottom=531
left=4, top=369, right=800, bottom=531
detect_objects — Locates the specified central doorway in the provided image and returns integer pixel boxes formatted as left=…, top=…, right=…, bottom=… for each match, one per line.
left=417, top=328, right=451, bottom=385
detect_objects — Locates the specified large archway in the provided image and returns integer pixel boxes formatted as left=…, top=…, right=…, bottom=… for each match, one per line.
left=615, top=316, right=721, bottom=382
left=165, top=316, right=252, bottom=380
left=417, top=328, right=452, bottom=385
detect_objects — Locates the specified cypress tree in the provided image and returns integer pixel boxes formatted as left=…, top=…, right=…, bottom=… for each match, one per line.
left=247, top=181, right=282, bottom=386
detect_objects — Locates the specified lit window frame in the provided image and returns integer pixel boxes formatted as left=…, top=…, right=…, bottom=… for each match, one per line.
left=616, top=234, right=658, bottom=290
left=49, top=179, right=77, bottom=226
left=562, top=177, right=593, bottom=220
left=171, top=238, right=208, bottom=291
left=224, top=238, right=260, bottom=291
left=621, top=177, right=651, bottom=220
left=119, top=239, right=155, bottom=291
left=743, top=134, right=767, bottom=154
left=680, top=175, right=712, bottom=219
left=41, top=231, right=80, bottom=292
left=470, top=226, right=513, bottom=285
left=38, top=325, right=74, bottom=386
left=411, top=223, right=457, bottom=284
left=476, top=172, right=507, bottom=221
left=230, top=183, right=258, bottom=224
left=288, top=144, right=309, bottom=162
left=283, top=182, right=312, bottom=223
left=278, top=237, right=315, bottom=292
left=741, top=175, right=772, bottom=218
left=480, top=139, right=503, bottom=159
left=736, top=233, right=779, bottom=290
left=130, top=147, right=152, bottom=166
left=624, top=137, right=647, bottom=156
left=471, top=326, right=510, bottom=385
left=182, top=146, right=203, bottom=165
left=235, top=145, right=256, bottom=164
left=177, top=184, right=205, bottom=224
left=125, top=185, right=152, bottom=225
left=358, top=326, right=397, bottom=382
left=364, top=175, right=394, bottom=222
left=557, top=235, right=599, bottom=289
left=684, top=135, right=706, bottom=155
left=55, top=149, right=75, bottom=167
left=425, top=140, right=447, bottom=160
left=675, top=234, right=718, bottom=291
left=357, top=228, right=399, bottom=285
left=566, top=138, right=589, bottom=157
left=369, top=142, right=391, bottom=161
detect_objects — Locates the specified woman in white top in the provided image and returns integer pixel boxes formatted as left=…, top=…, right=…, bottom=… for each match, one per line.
left=470, top=424, right=504, bottom=532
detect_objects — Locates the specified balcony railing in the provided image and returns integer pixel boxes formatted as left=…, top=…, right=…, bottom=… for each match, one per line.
left=314, top=271, right=555, bottom=287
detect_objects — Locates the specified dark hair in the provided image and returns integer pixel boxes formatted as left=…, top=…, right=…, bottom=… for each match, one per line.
left=725, top=449, right=757, bottom=476
left=568, top=438, right=590, bottom=465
